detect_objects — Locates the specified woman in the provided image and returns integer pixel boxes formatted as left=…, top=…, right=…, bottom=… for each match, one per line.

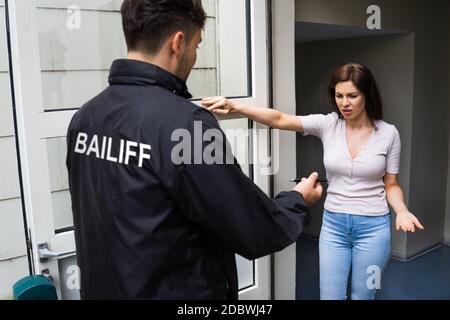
left=202, top=63, right=424, bottom=300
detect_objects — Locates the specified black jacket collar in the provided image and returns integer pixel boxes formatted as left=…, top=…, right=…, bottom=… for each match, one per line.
left=108, top=59, right=193, bottom=99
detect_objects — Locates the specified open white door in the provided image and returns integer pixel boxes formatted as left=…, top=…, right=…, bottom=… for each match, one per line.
left=8, top=0, right=272, bottom=299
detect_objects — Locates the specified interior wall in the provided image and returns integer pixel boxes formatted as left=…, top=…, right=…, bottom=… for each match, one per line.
left=296, top=34, right=415, bottom=258
left=444, top=12, right=450, bottom=246
left=398, top=2, right=449, bottom=257
left=295, top=0, right=450, bottom=259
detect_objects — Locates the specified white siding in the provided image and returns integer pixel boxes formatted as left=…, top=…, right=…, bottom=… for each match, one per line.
left=203, top=0, right=216, bottom=17
left=37, top=9, right=126, bottom=71
left=0, top=73, right=13, bottom=137
left=37, top=0, right=220, bottom=109
left=0, top=137, right=21, bottom=200
left=36, top=0, right=215, bottom=16
left=36, top=0, right=122, bottom=11
left=187, top=68, right=217, bottom=98
left=0, top=256, right=29, bottom=300
left=0, top=198, right=27, bottom=260
left=42, top=70, right=109, bottom=110
left=195, top=18, right=217, bottom=69
left=0, top=8, right=13, bottom=139
left=0, top=7, right=7, bottom=72
left=0, top=3, right=28, bottom=300
left=37, top=6, right=125, bottom=109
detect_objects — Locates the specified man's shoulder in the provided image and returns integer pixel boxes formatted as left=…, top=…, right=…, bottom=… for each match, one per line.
left=140, top=87, right=219, bottom=128
left=128, top=85, right=205, bottom=118
left=191, top=106, right=219, bottom=124
left=67, top=85, right=220, bottom=136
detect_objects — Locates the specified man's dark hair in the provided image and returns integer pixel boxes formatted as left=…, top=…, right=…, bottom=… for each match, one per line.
left=121, top=0, right=206, bottom=54
left=328, top=63, right=383, bottom=121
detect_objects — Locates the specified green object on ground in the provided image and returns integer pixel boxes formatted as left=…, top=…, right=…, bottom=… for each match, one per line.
left=13, top=275, right=58, bottom=300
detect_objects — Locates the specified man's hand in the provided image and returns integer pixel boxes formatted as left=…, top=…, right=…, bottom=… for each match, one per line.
left=293, top=172, right=323, bottom=206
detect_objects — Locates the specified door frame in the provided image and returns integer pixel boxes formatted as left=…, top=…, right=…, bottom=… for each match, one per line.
left=7, top=0, right=76, bottom=298
left=271, top=0, right=297, bottom=300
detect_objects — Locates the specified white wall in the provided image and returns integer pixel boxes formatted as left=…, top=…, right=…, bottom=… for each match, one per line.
left=0, top=4, right=29, bottom=300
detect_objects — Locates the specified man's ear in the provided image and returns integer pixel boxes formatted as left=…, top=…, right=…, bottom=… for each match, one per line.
left=170, top=31, right=185, bottom=58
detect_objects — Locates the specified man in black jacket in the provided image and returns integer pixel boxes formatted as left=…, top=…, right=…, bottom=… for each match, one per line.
left=66, top=0, right=323, bottom=299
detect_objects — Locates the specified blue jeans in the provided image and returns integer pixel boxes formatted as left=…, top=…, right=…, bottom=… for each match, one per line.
left=319, top=210, right=391, bottom=300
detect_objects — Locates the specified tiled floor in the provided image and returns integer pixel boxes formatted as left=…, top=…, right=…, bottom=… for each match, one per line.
left=295, top=237, right=450, bottom=300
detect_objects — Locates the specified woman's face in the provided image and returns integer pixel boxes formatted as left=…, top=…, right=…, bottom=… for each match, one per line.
left=334, top=81, right=367, bottom=121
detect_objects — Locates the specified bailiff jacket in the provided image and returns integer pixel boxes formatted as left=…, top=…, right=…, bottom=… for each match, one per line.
left=66, top=59, right=311, bottom=300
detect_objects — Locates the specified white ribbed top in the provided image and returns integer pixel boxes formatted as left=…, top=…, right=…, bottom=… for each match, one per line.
left=299, top=112, right=401, bottom=216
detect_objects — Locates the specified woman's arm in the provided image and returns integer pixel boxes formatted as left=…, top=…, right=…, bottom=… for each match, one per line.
left=202, top=97, right=303, bottom=132
left=384, top=173, right=424, bottom=232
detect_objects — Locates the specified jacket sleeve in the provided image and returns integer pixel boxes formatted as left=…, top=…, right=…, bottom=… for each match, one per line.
left=172, top=109, right=311, bottom=260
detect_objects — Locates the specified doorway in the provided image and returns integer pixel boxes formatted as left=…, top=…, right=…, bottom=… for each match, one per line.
left=294, top=21, right=416, bottom=299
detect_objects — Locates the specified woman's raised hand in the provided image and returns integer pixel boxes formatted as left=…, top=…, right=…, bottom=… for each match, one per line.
left=201, top=96, right=241, bottom=115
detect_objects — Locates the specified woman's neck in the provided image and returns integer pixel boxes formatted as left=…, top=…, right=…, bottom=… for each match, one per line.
left=346, top=114, right=373, bottom=130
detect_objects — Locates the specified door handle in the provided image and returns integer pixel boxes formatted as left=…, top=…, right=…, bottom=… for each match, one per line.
left=38, top=243, right=76, bottom=262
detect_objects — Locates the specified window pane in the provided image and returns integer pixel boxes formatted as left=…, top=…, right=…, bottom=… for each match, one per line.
left=46, top=137, right=73, bottom=231
left=36, top=0, right=250, bottom=111
left=219, top=118, right=255, bottom=290
left=36, top=0, right=125, bottom=110
left=219, top=118, right=250, bottom=176
left=187, top=0, right=250, bottom=99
